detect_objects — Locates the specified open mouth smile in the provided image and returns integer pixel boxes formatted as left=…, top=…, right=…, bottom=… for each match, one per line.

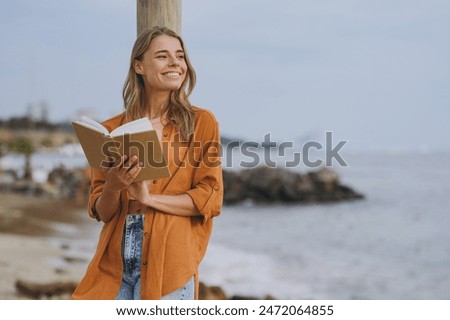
left=163, top=72, right=182, bottom=79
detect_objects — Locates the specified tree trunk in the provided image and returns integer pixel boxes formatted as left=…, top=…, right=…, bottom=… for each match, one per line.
left=137, top=0, right=182, bottom=36
left=24, top=154, right=32, bottom=180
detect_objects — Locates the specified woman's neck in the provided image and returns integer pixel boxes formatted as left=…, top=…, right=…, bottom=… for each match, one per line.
left=146, top=90, right=170, bottom=119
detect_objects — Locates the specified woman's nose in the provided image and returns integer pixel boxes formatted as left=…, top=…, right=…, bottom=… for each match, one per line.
left=169, top=56, right=180, bottom=66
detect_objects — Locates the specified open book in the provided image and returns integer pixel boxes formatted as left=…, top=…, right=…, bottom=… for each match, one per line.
left=72, top=116, right=170, bottom=182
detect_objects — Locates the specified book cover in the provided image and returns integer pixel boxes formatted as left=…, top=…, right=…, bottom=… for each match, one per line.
left=72, top=116, right=170, bottom=182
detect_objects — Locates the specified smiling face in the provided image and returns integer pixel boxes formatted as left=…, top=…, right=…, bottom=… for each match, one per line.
left=134, top=35, right=187, bottom=93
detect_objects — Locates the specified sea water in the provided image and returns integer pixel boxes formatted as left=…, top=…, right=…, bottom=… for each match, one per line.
left=200, top=151, right=450, bottom=299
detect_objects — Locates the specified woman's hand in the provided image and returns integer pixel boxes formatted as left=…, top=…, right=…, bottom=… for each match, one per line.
left=127, top=180, right=151, bottom=204
left=102, top=155, right=142, bottom=193
left=93, top=155, right=141, bottom=223
left=129, top=181, right=199, bottom=217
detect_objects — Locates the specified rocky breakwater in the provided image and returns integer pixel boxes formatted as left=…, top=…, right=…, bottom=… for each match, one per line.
left=1, top=164, right=364, bottom=207
left=0, top=165, right=90, bottom=206
left=223, top=166, right=364, bottom=205
left=1, top=165, right=364, bottom=206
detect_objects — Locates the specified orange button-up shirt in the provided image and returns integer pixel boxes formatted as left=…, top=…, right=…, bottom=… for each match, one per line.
left=72, top=107, right=223, bottom=300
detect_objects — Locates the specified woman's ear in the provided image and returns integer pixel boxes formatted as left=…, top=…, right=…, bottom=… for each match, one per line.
left=134, top=60, right=143, bottom=74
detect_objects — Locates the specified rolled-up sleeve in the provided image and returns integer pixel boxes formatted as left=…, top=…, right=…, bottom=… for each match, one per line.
left=87, top=167, right=105, bottom=221
left=185, top=112, right=223, bottom=224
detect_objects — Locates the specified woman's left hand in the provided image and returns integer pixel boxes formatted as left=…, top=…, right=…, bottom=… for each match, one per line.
left=127, top=181, right=151, bottom=205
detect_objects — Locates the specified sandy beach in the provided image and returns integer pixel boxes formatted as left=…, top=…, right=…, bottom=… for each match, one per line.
left=0, top=192, right=97, bottom=299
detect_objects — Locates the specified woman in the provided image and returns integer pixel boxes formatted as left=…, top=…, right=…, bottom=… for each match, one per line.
left=72, top=26, right=223, bottom=300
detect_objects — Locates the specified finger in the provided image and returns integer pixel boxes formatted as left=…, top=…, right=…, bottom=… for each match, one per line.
left=100, top=156, right=115, bottom=171
left=113, top=155, right=127, bottom=168
left=122, top=167, right=141, bottom=186
left=124, top=156, right=139, bottom=172
left=124, top=164, right=141, bottom=182
left=129, top=164, right=142, bottom=178
left=129, top=181, right=139, bottom=188
left=123, top=155, right=138, bottom=170
left=106, top=156, right=116, bottom=167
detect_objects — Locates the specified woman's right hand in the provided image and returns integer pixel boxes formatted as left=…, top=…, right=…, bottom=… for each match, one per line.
left=102, top=155, right=142, bottom=193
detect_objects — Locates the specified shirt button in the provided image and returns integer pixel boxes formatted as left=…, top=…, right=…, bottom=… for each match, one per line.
left=153, top=180, right=158, bottom=184
left=214, top=185, right=220, bottom=191
left=163, top=132, right=168, bottom=137
left=146, top=206, right=152, bottom=211
left=144, top=232, right=150, bottom=237
left=142, top=261, right=147, bottom=266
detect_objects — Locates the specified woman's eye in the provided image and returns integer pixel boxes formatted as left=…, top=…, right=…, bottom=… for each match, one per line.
left=156, top=55, right=167, bottom=59
left=177, top=55, right=185, bottom=60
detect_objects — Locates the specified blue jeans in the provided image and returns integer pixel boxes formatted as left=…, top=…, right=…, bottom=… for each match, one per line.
left=115, top=214, right=195, bottom=300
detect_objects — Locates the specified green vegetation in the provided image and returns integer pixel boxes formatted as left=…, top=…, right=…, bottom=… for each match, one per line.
left=6, top=137, right=35, bottom=180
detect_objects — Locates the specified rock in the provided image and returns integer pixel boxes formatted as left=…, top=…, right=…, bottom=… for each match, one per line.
left=222, top=170, right=245, bottom=204
left=308, top=167, right=339, bottom=193
left=62, top=255, right=88, bottom=264
left=0, top=169, right=18, bottom=184
left=198, top=282, right=274, bottom=300
left=222, top=166, right=364, bottom=205
left=198, top=282, right=227, bottom=300
left=15, top=279, right=78, bottom=299
left=230, top=294, right=276, bottom=300
left=0, top=179, right=52, bottom=197
left=47, top=165, right=90, bottom=205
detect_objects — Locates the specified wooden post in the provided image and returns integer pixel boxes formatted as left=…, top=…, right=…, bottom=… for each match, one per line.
left=137, top=0, right=182, bottom=36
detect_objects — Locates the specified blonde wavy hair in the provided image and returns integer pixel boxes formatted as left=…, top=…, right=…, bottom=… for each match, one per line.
left=122, top=26, right=196, bottom=141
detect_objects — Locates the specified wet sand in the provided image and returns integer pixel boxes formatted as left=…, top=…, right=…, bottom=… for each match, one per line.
left=0, top=192, right=98, bottom=299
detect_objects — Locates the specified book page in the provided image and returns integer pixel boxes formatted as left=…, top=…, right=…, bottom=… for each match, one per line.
left=110, top=117, right=153, bottom=137
left=73, top=116, right=109, bottom=135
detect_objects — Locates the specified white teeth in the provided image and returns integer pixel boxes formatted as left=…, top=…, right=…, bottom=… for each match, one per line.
left=165, top=72, right=180, bottom=78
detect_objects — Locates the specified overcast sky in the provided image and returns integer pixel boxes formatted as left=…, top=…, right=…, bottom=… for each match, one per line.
left=1, top=0, right=449, bottom=152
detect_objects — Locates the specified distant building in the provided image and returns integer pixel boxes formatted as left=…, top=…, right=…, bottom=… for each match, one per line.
left=26, top=100, right=49, bottom=122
